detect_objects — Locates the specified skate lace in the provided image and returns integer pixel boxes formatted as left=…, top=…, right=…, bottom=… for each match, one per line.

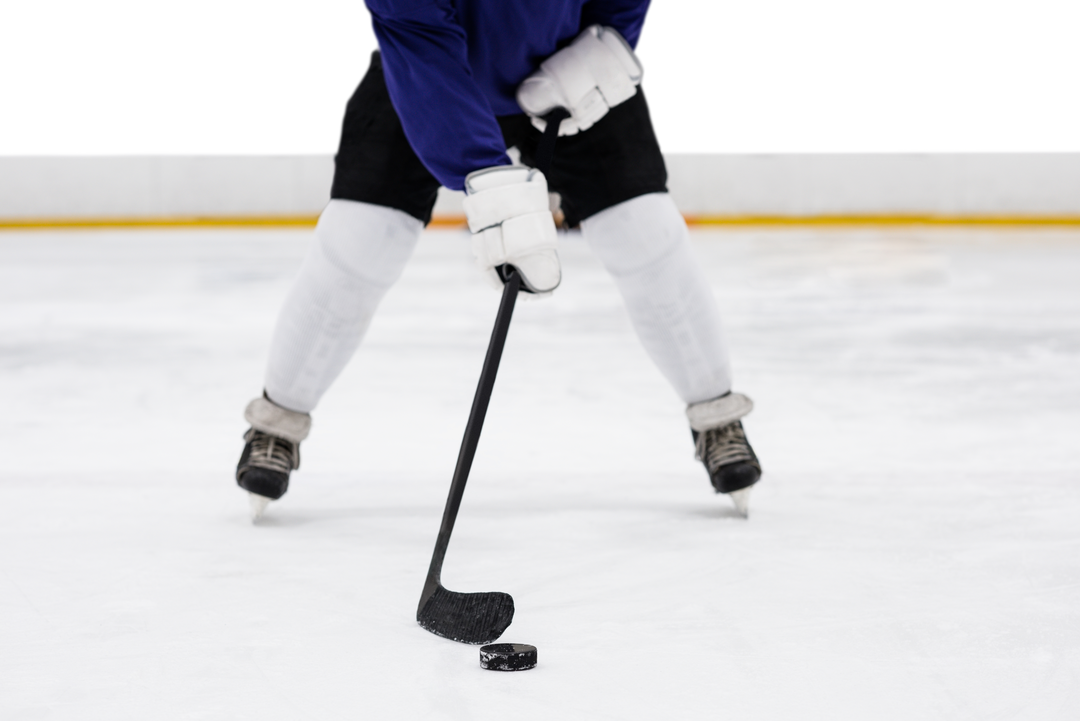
left=243, top=428, right=300, bottom=473
left=695, top=421, right=754, bottom=473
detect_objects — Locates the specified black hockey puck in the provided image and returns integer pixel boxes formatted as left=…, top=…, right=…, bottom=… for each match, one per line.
left=479, top=643, right=537, bottom=671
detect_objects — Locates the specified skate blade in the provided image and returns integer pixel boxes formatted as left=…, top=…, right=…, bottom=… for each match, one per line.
left=248, top=493, right=272, bottom=522
left=728, top=487, right=752, bottom=518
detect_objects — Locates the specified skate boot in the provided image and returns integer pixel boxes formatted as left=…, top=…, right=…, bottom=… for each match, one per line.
left=687, top=393, right=761, bottom=517
left=236, top=395, right=311, bottom=521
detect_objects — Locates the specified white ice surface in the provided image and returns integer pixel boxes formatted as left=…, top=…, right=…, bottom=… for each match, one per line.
left=1, top=227, right=1079, bottom=719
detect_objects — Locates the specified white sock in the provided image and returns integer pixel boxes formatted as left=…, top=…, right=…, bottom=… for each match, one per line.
left=264, top=200, right=423, bottom=413
left=580, top=193, right=732, bottom=404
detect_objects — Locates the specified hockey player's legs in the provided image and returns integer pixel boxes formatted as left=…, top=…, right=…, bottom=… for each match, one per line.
left=237, top=52, right=441, bottom=517
left=503, top=90, right=730, bottom=402
left=263, top=200, right=422, bottom=412
left=509, top=87, right=734, bottom=403
left=265, top=51, right=440, bottom=411
left=584, top=195, right=760, bottom=510
left=581, top=193, right=732, bottom=405
left=506, top=88, right=762, bottom=511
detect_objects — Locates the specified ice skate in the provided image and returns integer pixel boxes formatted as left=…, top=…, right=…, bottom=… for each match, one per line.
left=686, top=393, right=761, bottom=517
left=236, top=427, right=299, bottom=519
left=235, top=396, right=311, bottom=522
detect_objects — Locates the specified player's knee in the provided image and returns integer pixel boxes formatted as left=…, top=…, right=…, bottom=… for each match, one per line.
left=313, top=199, right=423, bottom=284
left=582, top=193, right=689, bottom=277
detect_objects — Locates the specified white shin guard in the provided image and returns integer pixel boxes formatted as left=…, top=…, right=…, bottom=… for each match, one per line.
left=263, top=200, right=423, bottom=413
left=580, top=193, right=733, bottom=405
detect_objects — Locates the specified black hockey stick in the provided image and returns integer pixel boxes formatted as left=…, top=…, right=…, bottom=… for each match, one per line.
left=417, top=108, right=570, bottom=644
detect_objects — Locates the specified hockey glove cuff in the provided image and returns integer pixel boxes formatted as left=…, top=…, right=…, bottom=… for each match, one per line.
left=463, top=165, right=561, bottom=295
left=516, top=25, right=643, bottom=136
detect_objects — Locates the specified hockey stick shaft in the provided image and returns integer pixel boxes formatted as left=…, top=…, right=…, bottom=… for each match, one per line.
left=419, top=107, right=570, bottom=612
left=423, top=268, right=521, bottom=590
left=532, top=109, right=566, bottom=179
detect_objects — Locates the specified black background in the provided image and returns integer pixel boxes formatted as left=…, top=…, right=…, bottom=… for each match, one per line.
left=4, top=2, right=1071, bottom=148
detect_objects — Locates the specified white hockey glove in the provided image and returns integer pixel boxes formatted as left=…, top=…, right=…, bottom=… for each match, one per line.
left=516, top=25, right=643, bottom=136
left=463, top=165, right=561, bottom=295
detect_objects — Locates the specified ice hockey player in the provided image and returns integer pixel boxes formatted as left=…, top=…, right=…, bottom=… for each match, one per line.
left=235, top=0, right=762, bottom=521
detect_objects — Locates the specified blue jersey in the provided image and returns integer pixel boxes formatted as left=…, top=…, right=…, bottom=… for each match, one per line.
left=364, top=0, right=650, bottom=191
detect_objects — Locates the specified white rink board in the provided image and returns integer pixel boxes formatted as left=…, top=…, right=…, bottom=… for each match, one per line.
left=3, top=154, right=1080, bottom=220
left=1, top=227, right=1078, bottom=719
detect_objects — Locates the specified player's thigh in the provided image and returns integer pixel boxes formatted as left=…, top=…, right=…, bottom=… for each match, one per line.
left=331, top=52, right=442, bottom=225
left=505, top=88, right=668, bottom=228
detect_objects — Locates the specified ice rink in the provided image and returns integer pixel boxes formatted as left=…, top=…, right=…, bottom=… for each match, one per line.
left=2, top=225, right=1078, bottom=719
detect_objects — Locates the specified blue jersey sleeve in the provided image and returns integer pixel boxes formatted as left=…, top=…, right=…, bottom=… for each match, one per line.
left=366, top=0, right=511, bottom=191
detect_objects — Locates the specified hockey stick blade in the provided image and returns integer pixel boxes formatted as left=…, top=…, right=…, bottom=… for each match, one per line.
left=417, top=584, right=515, bottom=645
